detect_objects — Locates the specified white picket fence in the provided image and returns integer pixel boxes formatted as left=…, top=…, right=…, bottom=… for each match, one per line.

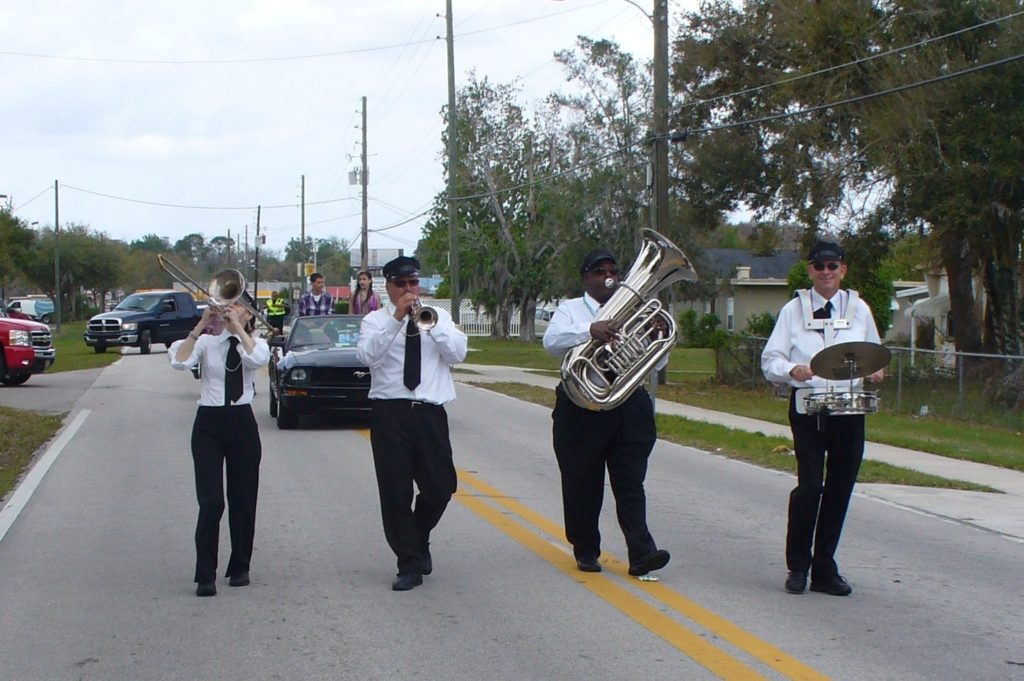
left=426, top=299, right=520, bottom=337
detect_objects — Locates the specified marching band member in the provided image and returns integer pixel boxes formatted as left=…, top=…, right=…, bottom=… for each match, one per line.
left=762, top=240, right=884, bottom=596
left=356, top=256, right=468, bottom=591
left=542, top=248, right=671, bottom=578
left=169, top=296, right=270, bottom=597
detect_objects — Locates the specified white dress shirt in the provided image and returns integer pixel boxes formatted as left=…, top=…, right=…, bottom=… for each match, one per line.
left=543, top=293, right=669, bottom=370
left=761, top=289, right=881, bottom=390
left=169, top=333, right=270, bottom=406
left=356, top=302, right=468, bottom=405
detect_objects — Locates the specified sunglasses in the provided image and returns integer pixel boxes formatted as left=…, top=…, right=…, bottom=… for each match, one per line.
left=811, top=261, right=841, bottom=272
left=391, top=278, right=420, bottom=288
left=589, top=267, right=620, bottom=277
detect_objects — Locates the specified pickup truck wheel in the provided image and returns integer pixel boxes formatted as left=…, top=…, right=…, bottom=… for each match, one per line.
left=2, top=374, right=30, bottom=386
left=276, top=403, right=298, bottom=429
left=40, top=313, right=52, bottom=324
left=269, top=387, right=278, bottom=417
left=139, top=329, right=152, bottom=355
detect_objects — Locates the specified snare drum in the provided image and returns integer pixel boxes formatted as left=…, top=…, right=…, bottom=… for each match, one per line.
left=802, top=391, right=879, bottom=416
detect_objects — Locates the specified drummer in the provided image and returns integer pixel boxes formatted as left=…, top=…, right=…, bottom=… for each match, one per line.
left=761, top=239, right=884, bottom=597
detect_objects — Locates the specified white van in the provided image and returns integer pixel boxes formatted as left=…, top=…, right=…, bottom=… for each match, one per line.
left=7, top=298, right=56, bottom=323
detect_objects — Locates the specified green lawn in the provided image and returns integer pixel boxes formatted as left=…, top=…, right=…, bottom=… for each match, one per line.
left=467, top=337, right=1024, bottom=472
left=50, top=321, right=122, bottom=373
left=0, top=406, right=64, bottom=499
left=481, top=382, right=991, bottom=491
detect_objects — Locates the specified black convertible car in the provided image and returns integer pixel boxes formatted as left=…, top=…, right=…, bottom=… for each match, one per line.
left=268, top=314, right=371, bottom=429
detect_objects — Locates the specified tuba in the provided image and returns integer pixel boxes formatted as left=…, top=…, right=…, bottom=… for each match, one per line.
left=561, top=229, right=698, bottom=411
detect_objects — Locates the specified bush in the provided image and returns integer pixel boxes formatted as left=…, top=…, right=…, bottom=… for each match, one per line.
left=743, top=311, right=775, bottom=338
left=335, top=300, right=350, bottom=314
left=678, top=309, right=727, bottom=348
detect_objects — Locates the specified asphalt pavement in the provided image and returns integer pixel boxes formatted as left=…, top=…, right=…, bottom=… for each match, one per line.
left=456, top=363, right=1024, bottom=544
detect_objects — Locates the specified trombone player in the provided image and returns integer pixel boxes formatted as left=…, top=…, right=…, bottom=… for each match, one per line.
left=356, top=256, right=468, bottom=591
left=543, top=248, right=671, bottom=578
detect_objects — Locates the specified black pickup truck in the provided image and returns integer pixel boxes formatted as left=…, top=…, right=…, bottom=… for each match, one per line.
left=84, top=290, right=204, bottom=354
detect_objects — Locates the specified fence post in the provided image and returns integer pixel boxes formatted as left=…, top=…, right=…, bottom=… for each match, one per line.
left=896, top=351, right=903, bottom=412
left=957, top=352, right=965, bottom=417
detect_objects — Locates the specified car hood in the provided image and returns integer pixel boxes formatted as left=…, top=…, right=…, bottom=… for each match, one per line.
left=91, top=310, right=152, bottom=323
left=0, top=316, right=48, bottom=331
left=284, top=347, right=365, bottom=367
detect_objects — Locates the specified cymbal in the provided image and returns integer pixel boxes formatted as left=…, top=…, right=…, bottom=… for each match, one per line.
left=810, top=341, right=891, bottom=380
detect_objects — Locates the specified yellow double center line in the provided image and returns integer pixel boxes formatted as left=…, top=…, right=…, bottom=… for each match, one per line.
left=455, top=468, right=828, bottom=681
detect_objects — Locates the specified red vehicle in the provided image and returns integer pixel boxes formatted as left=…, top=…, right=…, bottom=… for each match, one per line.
left=0, top=308, right=56, bottom=385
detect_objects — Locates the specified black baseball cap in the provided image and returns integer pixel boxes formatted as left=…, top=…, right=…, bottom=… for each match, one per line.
left=807, top=240, right=845, bottom=262
left=580, top=249, right=616, bottom=276
left=383, top=255, right=420, bottom=281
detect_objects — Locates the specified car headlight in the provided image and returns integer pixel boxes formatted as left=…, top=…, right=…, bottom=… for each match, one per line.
left=9, top=330, right=31, bottom=346
left=122, top=322, right=138, bottom=331
left=288, top=368, right=309, bottom=385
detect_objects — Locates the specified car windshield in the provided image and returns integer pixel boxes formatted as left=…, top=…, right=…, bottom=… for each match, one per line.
left=114, top=293, right=165, bottom=312
left=288, top=317, right=360, bottom=351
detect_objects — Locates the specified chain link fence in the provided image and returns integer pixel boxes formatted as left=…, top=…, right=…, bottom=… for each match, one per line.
left=716, top=336, right=1024, bottom=429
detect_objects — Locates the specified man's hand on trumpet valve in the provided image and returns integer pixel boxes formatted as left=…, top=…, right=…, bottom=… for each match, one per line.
left=589, top=319, right=620, bottom=343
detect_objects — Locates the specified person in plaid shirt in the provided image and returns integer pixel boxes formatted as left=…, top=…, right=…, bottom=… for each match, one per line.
left=298, top=272, right=335, bottom=316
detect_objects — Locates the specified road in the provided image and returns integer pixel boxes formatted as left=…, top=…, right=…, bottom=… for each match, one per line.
left=0, top=353, right=1022, bottom=680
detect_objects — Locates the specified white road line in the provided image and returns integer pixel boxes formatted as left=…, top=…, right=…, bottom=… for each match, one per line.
left=0, top=409, right=90, bottom=544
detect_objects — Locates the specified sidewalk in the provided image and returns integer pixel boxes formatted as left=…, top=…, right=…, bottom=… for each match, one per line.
left=457, top=364, right=1024, bottom=543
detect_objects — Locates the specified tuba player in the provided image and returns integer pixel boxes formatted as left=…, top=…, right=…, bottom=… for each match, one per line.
left=542, top=248, right=671, bottom=578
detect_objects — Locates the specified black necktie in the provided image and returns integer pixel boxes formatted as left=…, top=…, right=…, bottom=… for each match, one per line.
left=225, top=337, right=243, bottom=405
left=403, top=318, right=421, bottom=391
left=813, top=300, right=833, bottom=319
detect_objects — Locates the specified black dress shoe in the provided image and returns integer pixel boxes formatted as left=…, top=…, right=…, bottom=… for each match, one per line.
left=196, top=582, right=217, bottom=597
left=228, top=572, right=250, bottom=587
left=628, top=549, right=670, bottom=576
left=391, top=572, right=423, bottom=591
left=784, top=571, right=807, bottom=594
left=576, top=558, right=602, bottom=573
left=810, top=574, right=852, bottom=596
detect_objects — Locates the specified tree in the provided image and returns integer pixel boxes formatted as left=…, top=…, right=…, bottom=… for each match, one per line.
left=670, top=0, right=1023, bottom=354
left=0, top=210, right=37, bottom=301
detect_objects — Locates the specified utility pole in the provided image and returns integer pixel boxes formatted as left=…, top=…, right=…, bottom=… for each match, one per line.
left=53, top=180, right=61, bottom=334
left=360, top=96, right=369, bottom=271
left=651, top=0, right=670, bottom=241
left=254, top=207, right=261, bottom=307
left=445, top=0, right=460, bottom=323
left=300, top=174, right=306, bottom=268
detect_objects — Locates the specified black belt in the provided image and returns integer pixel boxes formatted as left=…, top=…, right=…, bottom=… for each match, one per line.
left=375, top=398, right=441, bottom=410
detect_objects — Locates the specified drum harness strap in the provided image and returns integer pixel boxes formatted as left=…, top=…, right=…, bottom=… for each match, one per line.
left=795, top=289, right=860, bottom=430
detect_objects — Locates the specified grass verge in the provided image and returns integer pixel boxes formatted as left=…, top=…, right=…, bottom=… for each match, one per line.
left=466, top=338, right=1024, bottom=472
left=476, top=382, right=993, bottom=491
left=0, top=406, right=65, bottom=500
left=48, top=321, right=122, bottom=373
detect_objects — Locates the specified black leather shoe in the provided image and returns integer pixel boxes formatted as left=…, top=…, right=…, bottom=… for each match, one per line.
left=784, top=571, right=807, bottom=594
left=391, top=572, right=423, bottom=591
left=228, top=572, right=250, bottom=587
left=576, top=558, right=602, bottom=573
left=810, top=574, right=852, bottom=596
left=628, top=549, right=670, bottom=576
left=421, top=548, right=433, bottom=576
left=196, top=582, right=216, bottom=597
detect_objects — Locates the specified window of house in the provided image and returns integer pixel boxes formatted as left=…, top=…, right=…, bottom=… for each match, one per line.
left=726, top=297, right=735, bottom=332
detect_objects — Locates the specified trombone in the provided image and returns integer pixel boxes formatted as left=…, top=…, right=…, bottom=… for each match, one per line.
left=157, top=254, right=277, bottom=334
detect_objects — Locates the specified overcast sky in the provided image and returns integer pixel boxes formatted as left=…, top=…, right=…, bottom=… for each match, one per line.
left=1, top=0, right=701, bottom=259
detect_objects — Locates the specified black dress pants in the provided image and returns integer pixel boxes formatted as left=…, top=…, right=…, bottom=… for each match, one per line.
left=370, top=400, right=457, bottom=575
left=551, top=385, right=658, bottom=564
left=786, top=392, right=865, bottom=578
left=190, top=405, right=262, bottom=584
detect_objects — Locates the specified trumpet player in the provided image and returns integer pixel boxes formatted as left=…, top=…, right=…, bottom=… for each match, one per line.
left=168, top=295, right=270, bottom=597
left=543, top=249, right=671, bottom=578
left=356, top=256, right=468, bottom=591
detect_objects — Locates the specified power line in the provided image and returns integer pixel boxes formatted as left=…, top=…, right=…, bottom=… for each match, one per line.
left=60, top=183, right=358, bottom=210
left=680, top=9, right=1024, bottom=114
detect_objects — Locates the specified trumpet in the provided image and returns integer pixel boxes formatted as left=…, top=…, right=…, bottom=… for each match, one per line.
left=157, top=254, right=277, bottom=333
left=411, top=299, right=438, bottom=331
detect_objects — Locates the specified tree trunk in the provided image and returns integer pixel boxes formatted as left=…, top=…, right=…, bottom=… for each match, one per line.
left=944, top=237, right=983, bottom=353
